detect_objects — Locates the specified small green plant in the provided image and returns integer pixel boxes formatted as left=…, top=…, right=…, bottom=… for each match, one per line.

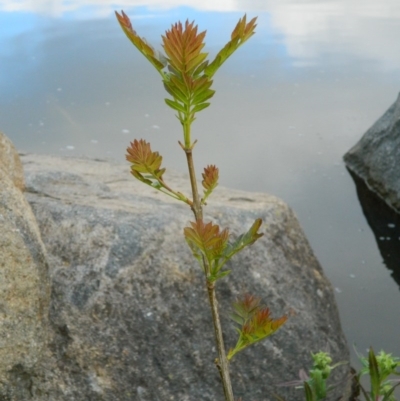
left=355, top=347, right=400, bottom=401
left=278, top=349, right=400, bottom=401
left=303, top=352, right=347, bottom=401
left=116, top=10, right=287, bottom=401
left=275, top=351, right=347, bottom=401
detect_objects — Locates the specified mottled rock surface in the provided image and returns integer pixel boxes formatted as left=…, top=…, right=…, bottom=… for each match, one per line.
left=344, top=93, right=400, bottom=212
left=13, top=152, right=350, bottom=401
left=0, top=132, right=25, bottom=190
left=0, top=138, right=50, bottom=400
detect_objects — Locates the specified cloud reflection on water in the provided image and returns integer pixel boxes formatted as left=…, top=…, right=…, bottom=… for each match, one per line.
left=267, top=0, right=400, bottom=69
left=2, top=0, right=400, bottom=70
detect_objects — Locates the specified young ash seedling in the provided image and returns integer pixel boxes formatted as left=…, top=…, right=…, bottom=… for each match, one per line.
left=116, top=11, right=287, bottom=401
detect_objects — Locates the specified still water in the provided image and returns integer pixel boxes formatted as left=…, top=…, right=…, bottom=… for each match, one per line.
left=1, top=0, right=399, bottom=373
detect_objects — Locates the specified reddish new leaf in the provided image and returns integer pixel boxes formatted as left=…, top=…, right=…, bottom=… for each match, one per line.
left=231, top=14, right=258, bottom=42
left=160, top=19, right=216, bottom=124
left=228, top=293, right=288, bottom=360
left=243, top=307, right=287, bottom=339
left=116, top=12, right=258, bottom=135
left=202, top=165, right=219, bottom=193
left=222, top=218, right=263, bottom=261
left=115, top=10, right=166, bottom=71
left=184, top=219, right=229, bottom=263
left=205, top=14, right=258, bottom=78
left=162, top=20, right=207, bottom=75
left=201, top=164, right=219, bottom=205
left=231, top=294, right=261, bottom=326
left=126, top=139, right=164, bottom=175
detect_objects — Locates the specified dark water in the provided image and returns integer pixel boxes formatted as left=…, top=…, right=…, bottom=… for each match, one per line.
left=1, top=0, right=400, bottom=378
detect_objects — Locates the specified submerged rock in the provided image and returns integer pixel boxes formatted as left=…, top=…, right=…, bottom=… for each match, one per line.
left=344, top=93, right=400, bottom=212
left=347, top=169, right=400, bottom=288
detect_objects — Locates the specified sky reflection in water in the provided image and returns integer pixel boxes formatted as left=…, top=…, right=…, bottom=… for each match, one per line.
left=1, top=0, right=400, bottom=371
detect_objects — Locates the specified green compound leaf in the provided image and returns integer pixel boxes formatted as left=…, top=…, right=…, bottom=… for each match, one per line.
left=184, top=220, right=229, bottom=268
left=170, top=74, right=190, bottom=97
left=186, top=52, right=208, bottom=75
left=242, top=307, right=287, bottom=341
left=117, top=11, right=258, bottom=148
left=126, top=139, right=191, bottom=205
left=126, top=139, right=163, bottom=175
left=162, top=20, right=208, bottom=75
left=130, top=169, right=153, bottom=186
left=228, top=294, right=287, bottom=360
left=210, top=219, right=264, bottom=280
left=164, top=98, right=187, bottom=113
left=193, top=60, right=209, bottom=77
left=192, top=88, right=215, bottom=105
left=191, top=76, right=213, bottom=97
left=163, top=81, right=189, bottom=105
left=212, top=270, right=231, bottom=281
left=205, top=14, right=257, bottom=78
left=203, top=219, right=264, bottom=280
left=231, top=294, right=261, bottom=326
left=191, top=102, right=210, bottom=113
left=222, top=218, right=263, bottom=261
left=115, top=11, right=167, bottom=71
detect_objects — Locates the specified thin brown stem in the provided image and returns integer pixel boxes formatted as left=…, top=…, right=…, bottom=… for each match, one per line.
left=207, top=281, right=235, bottom=401
left=183, top=144, right=235, bottom=401
left=184, top=146, right=203, bottom=221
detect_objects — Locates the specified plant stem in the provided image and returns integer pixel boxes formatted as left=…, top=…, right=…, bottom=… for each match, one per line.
left=183, top=145, right=235, bottom=401
left=184, top=147, right=203, bottom=221
left=207, top=281, right=235, bottom=401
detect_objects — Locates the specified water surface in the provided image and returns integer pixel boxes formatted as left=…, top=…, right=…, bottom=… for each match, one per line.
left=1, top=0, right=400, bottom=375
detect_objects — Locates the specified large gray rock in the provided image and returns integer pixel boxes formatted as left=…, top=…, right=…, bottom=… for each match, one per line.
left=0, top=131, right=25, bottom=190
left=0, top=134, right=50, bottom=400
left=18, top=152, right=350, bottom=401
left=344, top=93, right=400, bottom=212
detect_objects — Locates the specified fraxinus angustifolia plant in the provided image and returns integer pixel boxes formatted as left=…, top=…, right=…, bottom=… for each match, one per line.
left=115, top=11, right=288, bottom=401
